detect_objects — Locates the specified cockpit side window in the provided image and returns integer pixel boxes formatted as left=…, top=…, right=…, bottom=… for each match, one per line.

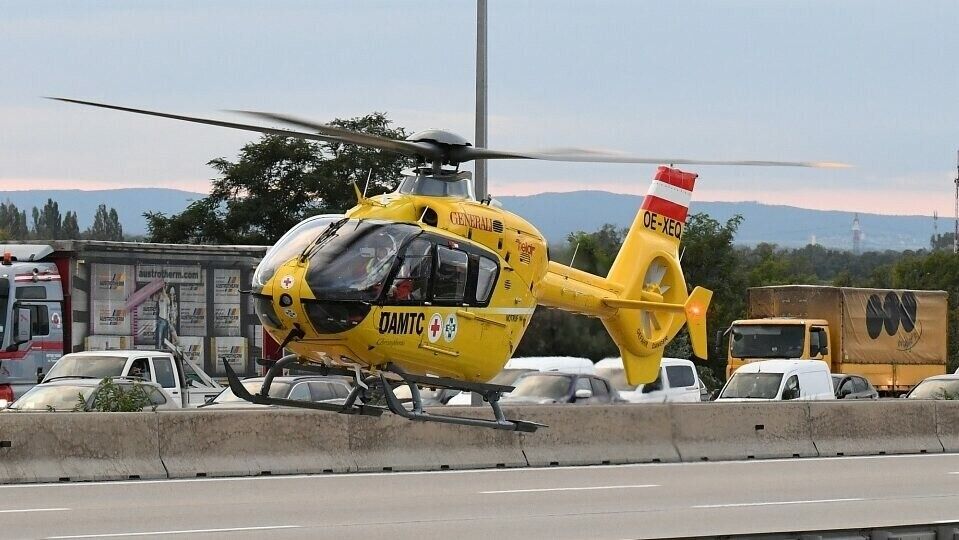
left=433, top=246, right=469, bottom=304
left=386, top=238, right=433, bottom=304
left=474, top=256, right=498, bottom=304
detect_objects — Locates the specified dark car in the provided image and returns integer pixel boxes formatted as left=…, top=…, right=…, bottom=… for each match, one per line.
left=501, top=372, right=624, bottom=405
left=831, top=374, right=879, bottom=400
left=199, top=376, right=352, bottom=408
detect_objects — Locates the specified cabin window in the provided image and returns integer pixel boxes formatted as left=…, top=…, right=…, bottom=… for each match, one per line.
left=28, top=305, right=49, bottom=337
left=386, top=238, right=433, bottom=304
left=433, top=246, right=468, bottom=303
left=474, top=256, right=498, bottom=303
left=16, top=286, right=47, bottom=300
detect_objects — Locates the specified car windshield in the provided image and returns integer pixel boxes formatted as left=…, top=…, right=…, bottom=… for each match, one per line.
left=305, top=220, right=422, bottom=302
left=720, top=372, right=784, bottom=399
left=11, top=385, right=96, bottom=411
left=215, top=381, right=292, bottom=403
left=731, top=324, right=805, bottom=359
left=595, top=367, right=634, bottom=392
left=908, top=379, right=959, bottom=399
left=508, top=375, right=572, bottom=400
left=489, top=369, right=535, bottom=387
left=45, top=356, right=127, bottom=380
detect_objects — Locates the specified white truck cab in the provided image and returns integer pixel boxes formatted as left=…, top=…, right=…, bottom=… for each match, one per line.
left=42, top=349, right=221, bottom=407
left=595, top=357, right=703, bottom=403
left=718, top=359, right=834, bottom=401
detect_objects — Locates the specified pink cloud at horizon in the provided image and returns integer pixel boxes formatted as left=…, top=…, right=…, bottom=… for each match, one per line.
left=0, top=178, right=213, bottom=193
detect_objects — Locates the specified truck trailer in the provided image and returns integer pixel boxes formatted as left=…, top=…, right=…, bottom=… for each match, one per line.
left=0, top=241, right=273, bottom=400
left=725, top=285, right=948, bottom=394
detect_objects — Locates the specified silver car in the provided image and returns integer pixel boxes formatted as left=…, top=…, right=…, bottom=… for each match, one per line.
left=5, top=377, right=179, bottom=411
left=199, top=376, right=352, bottom=408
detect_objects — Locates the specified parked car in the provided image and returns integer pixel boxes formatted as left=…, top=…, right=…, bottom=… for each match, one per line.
left=5, top=377, right=179, bottom=412
left=445, top=368, right=536, bottom=406
left=503, top=357, right=595, bottom=374
left=500, top=372, right=624, bottom=405
left=831, top=374, right=879, bottom=399
left=904, top=374, right=959, bottom=399
left=199, top=376, right=352, bottom=408
left=594, top=357, right=703, bottom=403
left=717, top=360, right=835, bottom=401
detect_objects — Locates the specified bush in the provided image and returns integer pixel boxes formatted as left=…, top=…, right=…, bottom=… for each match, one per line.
left=83, top=378, right=155, bottom=412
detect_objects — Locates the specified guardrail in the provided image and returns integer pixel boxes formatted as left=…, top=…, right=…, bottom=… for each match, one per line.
left=2, top=401, right=959, bottom=483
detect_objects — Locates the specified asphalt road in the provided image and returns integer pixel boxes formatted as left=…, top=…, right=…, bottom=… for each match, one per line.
left=4, top=454, right=959, bottom=539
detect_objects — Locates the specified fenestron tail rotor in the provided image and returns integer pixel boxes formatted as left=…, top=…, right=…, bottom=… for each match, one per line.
left=49, top=97, right=850, bottom=170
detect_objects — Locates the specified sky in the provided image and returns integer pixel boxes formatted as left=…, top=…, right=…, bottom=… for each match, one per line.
left=1, top=0, right=957, bottom=216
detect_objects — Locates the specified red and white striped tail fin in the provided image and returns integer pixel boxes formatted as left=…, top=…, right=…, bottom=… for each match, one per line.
left=641, top=165, right=697, bottom=224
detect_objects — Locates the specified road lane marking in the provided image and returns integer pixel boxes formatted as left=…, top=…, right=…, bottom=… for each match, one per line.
left=693, top=497, right=863, bottom=509
left=0, top=507, right=70, bottom=513
left=46, top=525, right=301, bottom=538
left=0, top=452, right=955, bottom=491
left=481, top=484, right=659, bottom=494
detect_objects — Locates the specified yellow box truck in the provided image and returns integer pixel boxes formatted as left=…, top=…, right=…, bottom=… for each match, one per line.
left=725, top=286, right=947, bottom=394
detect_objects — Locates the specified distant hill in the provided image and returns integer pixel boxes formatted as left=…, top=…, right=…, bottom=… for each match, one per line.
left=1, top=188, right=936, bottom=250
left=497, top=191, right=935, bottom=251
left=0, top=188, right=204, bottom=235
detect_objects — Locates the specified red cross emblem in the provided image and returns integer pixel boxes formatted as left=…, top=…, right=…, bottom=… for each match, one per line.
left=427, top=313, right=442, bottom=343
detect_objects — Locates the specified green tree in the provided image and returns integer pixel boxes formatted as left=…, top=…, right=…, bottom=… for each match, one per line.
left=87, top=204, right=123, bottom=241
left=145, top=113, right=413, bottom=245
left=62, top=211, right=81, bottom=239
left=31, top=198, right=62, bottom=239
left=0, top=201, right=29, bottom=240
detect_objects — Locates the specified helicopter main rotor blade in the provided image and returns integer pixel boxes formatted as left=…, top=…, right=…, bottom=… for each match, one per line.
left=454, top=146, right=849, bottom=168
left=232, top=110, right=443, bottom=159
left=48, top=97, right=436, bottom=158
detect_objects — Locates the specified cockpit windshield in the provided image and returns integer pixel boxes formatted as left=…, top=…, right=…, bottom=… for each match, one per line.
left=305, top=220, right=422, bottom=302
left=397, top=174, right=474, bottom=199
left=253, top=214, right=345, bottom=290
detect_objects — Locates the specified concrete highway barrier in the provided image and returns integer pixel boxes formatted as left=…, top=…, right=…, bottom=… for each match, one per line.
left=671, top=401, right=817, bottom=461
left=810, top=400, right=944, bottom=456
left=512, top=404, right=680, bottom=466
left=158, top=409, right=354, bottom=478
left=349, top=409, right=527, bottom=472
left=2, top=400, right=958, bottom=484
left=933, top=401, right=959, bottom=452
left=0, top=412, right=164, bottom=484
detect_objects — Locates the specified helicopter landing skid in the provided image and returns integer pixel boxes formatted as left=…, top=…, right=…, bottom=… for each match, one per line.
left=379, top=365, right=545, bottom=433
left=226, top=357, right=544, bottom=432
left=223, top=359, right=385, bottom=417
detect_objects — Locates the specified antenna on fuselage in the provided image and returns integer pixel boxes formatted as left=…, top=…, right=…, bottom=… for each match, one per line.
left=569, top=242, right=581, bottom=268
left=363, top=168, right=373, bottom=198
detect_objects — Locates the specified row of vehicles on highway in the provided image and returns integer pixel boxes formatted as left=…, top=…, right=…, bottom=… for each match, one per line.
left=4, top=349, right=958, bottom=412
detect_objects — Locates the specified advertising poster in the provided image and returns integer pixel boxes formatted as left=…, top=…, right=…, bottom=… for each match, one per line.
left=213, top=304, right=241, bottom=337
left=213, top=269, right=241, bottom=303
left=213, top=337, right=247, bottom=375
left=177, top=336, right=205, bottom=368
left=85, top=335, right=133, bottom=351
left=91, top=300, right=132, bottom=336
left=133, top=300, right=158, bottom=346
left=135, top=264, right=203, bottom=285
left=91, top=263, right=134, bottom=302
left=179, top=303, right=207, bottom=336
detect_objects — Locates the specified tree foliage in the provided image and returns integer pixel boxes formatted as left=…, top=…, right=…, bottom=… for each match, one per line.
left=86, top=204, right=124, bottom=241
left=145, top=113, right=413, bottom=245
left=31, top=198, right=62, bottom=239
left=0, top=201, right=29, bottom=240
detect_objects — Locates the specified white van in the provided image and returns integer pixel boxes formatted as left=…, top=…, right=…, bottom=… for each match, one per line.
left=595, top=357, right=703, bottom=403
left=503, top=356, right=595, bottom=375
left=717, top=359, right=834, bottom=401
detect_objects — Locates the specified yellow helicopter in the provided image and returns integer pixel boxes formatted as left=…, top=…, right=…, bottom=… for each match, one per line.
left=53, top=98, right=843, bottom=431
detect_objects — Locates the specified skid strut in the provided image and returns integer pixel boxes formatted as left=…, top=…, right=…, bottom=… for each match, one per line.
left=225, top=357, right=545, bottom=432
